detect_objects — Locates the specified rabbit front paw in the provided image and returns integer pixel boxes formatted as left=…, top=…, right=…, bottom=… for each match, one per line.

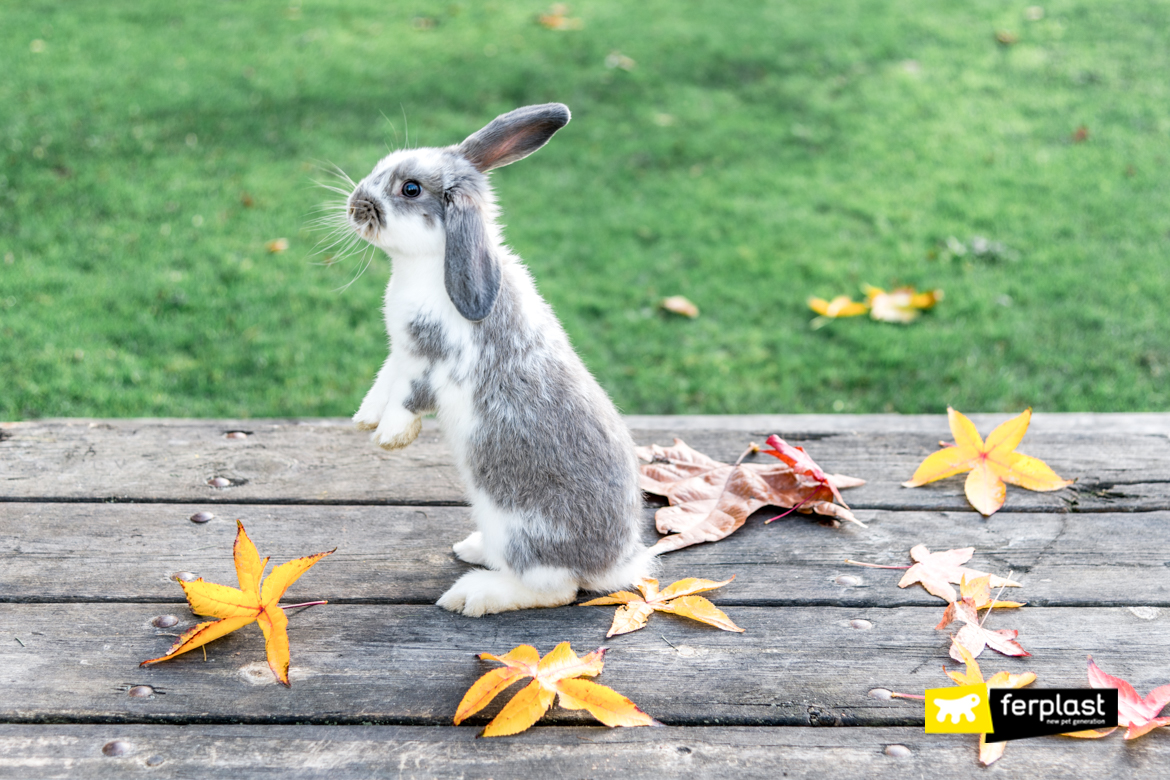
left=371, top=407, right=422, bottom=450
left=353, top=396, right=388, bottom=431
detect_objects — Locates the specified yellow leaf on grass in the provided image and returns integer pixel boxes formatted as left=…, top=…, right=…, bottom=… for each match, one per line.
left=454, top=642, right=660, bottom=736
left=808, top=295, right=868, bottom=318
left=864, top=284, right=943, bottom=323
left=903, top=407, right=1072, bottom=516
left=581, top=576, right=743, bottom=637
left=140, top=521, right=333, bottom=686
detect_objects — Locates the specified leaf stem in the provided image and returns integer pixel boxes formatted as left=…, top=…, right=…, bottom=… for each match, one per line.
left=281, top=600, right=328, bottom=610
left=889, top=691, right=926, bottom=700
left=979, top=571, right=1013, bottom=628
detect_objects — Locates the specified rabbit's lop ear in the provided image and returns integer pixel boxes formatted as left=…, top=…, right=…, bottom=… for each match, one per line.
left=458, top=103, right=571, bottom=172
left=444, top=189, right=501, bottom=322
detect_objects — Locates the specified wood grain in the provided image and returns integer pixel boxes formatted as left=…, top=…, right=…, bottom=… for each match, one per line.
left=2, top=503, right=1169, bottom=606
left=3, top=418, right=1168, bottom=510
left=3, top=414, right=1166, bottom=779
left=0, top=724, right=1165, bottom=780
left=2, top=603, right=1164, bottom=726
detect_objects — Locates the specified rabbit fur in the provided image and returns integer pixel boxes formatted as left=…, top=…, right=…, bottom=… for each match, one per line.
left=345, top=104, right=650, bottom=616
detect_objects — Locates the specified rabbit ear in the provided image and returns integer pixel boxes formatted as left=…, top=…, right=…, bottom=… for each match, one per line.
left=444, top=189, right=500, bottom=321
left=458, top=103, right=571, bottom=172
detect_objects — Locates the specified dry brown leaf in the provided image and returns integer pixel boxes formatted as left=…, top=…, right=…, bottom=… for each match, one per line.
left=581, top=576, right=743, bottom=637
left=637, top=438, right=865, bottom=555
left=266, top=238, right=289, bottom=253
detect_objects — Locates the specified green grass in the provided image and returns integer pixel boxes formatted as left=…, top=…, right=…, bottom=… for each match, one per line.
left=2, top=0, right=1168, bottom=419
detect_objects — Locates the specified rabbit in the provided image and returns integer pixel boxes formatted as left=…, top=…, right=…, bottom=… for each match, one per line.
left=344, top=103, right=651, bottom=616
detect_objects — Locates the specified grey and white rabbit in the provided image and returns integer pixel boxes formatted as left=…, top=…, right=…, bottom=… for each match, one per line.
left=345, top=104, right=650, bottom=616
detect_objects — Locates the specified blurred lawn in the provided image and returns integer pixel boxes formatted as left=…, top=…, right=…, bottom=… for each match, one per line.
left=1, top=0, right=1168, bottom=419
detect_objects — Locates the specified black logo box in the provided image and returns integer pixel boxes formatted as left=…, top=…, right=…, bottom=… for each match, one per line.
left=985, top=689, right=1119, bottom=743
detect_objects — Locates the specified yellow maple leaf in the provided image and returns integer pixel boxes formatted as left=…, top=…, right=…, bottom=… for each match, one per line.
left=581, top=576, right=744, bottom=637
left=808, top=294, right=869, bottom=319
left=140, top=520, right=333, bottom=686
left=946, top=639, right=1037, bottom=766
left=454, top=642, right=661, bottom=736
left=864, top=284, right=943, bottom=323
left=903, top=407, right=1072, bottom=516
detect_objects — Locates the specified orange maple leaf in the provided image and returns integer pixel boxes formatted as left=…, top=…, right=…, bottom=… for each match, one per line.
left=895, top=544, right=1021, bottom=603
left=1064, top=657, right=1170, bottom=740
left=140, top=520, right=333, bottom=686
left=637, top=438, right=865, bottom=555
left=580, top=576, right=744, bottom=637
left=958, top=573, right=1026, bottom=611
left=903, top=407, right=1072, bottom=516
left=946, top=640, right=1037, bottom=766
left=454, top=642, right=661, bottom=736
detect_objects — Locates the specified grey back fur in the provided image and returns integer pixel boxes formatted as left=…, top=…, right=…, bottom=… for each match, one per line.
left=466, top=277, right=644, bottom=577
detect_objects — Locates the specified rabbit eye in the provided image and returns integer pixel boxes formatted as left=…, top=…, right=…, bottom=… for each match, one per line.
left=402, top=181, right=422, bottom=199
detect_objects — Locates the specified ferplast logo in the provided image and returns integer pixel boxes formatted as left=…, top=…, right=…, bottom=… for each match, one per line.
left=925, top=684, right=994, bottom=734
left=984, top=689, right=1118, bottom=743
left=922, top=687, right=1119, bottom=741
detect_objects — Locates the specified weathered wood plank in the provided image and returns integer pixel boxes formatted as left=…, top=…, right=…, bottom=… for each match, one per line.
left=3, top=419, right=1168, bottom=510
left=1, top=724, right=1166, bottom=780
left=3, top=503, right=1169, bottom=606
left=624, top=412, right=1170, bottom=435
left=2, top=603, right=1165, bottom=726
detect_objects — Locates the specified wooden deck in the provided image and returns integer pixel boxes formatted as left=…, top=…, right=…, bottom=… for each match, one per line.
left=2, top=414, right=1169, bottom=778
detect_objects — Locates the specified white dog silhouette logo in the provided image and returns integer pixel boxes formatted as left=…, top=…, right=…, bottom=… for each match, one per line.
left=934, top=693, right=982, bottom=724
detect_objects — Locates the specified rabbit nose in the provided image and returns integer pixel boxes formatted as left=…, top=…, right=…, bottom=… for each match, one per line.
left=348, top=193, right=384, bottom=228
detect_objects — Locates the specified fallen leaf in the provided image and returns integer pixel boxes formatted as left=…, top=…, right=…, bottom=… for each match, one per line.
left=240, top=191, right=255, bottom=208
left=537, top=3, right=583, bottom=30
left=945, top=640, right=1036, bottom=765
left=605, top=51, right=636, bottom=71
left=959, top=573, right=1026, bottom=611
left=140, top=520, right=333, bottom=686
left=903, top=407, right=1073, bottom=516
left=454, top=642, right=661, bottom=736
left=936, top=593, right=1030, bottom=661
left=637, top=438, right=865, bottom=555
left=266, top=238, right=289, bottom=253
left=761, top=434, right=850, bottom=509
left=864, top=284, right=943, bottom=323
left=995, top=30, right=1018, bottom=45
left=808, top=294, right=868, bottom=319
left=581, top=576, right=743, bottom=637
left=1072, top=125, right=1089, bottom=143
left=897, top=545, right=1021, bottom=603
left=660, top=295, right=699, bottom=318
left=1073, top=657, right=1170, bottom=740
